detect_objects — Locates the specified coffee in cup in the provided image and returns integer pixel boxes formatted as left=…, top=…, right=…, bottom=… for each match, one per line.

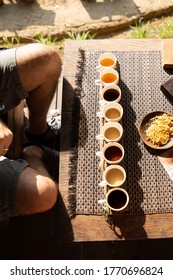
left=97, top=102, right=123, bottom=122
left=98, top=188, right=129, bottom=212
left=99, top=164, right=126, bottom=187
left=99, top=84, right=121, bottom=104
left=96, top=142, right=124, bottom=165
left=96, top=121, right=123, bottom=142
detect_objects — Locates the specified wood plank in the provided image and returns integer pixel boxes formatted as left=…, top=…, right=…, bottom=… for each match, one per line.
left=162, top=39, right=173, bottom=69
left=70, top=213, right=173, bottom=241
left=59, top=39, right=173, bottom=242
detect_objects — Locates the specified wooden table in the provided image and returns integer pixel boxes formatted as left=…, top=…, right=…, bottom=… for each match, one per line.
left=59, top=39, right=173, bottom=242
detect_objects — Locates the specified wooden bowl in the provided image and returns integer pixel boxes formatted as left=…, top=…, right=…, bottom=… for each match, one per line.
left=139, top=110, right=173, bottom=150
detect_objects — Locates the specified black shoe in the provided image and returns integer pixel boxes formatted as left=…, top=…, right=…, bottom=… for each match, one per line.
left=24, top=116, right=61, bottom=150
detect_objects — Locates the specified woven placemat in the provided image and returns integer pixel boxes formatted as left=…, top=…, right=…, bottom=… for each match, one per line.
left=68, top=49, right=173, bottom=217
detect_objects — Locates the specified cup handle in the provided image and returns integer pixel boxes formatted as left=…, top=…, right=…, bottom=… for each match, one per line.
left=95, top=79, right=101, bottom=86
left=96, top=111, right=104, bottom=118
left=96, top=151, right=103, bottom=157
left=99, top=180, right=106, bottom=187
left=95, top=65, right=101, bottom=72
left=96, top=134, right=104, bottom=141
left=98, top=199, right=106, bottom=205
left=99, top=99, right=106, bottom=106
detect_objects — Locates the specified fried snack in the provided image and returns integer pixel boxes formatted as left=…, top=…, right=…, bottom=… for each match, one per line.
left=145, top=113, right=173, bottom=146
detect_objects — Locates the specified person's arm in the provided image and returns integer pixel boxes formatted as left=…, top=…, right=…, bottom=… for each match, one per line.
left=0, top=119, right=13, bottom=156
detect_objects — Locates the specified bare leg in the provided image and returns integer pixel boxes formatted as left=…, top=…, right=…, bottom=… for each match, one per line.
left=16, top=145, right=58, bottom=215
left=13, top=44, right=60, bottom=215
left=16, top=43, right=61, bottom=135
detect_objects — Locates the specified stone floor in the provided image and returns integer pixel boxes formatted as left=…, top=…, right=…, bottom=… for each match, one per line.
left=1, top=0, right=173, bottom=40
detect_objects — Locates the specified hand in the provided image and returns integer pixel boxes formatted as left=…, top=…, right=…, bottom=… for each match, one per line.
left=0, top=119, right=13, bottom=156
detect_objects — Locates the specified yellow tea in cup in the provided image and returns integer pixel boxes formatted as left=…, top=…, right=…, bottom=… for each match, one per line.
left=102, top=73, right=117, bottom=84
left=100, top=58, right=115, bottom=67
left=95, top=69, right=119, bottom=86
left=97, top=52, right=117, bottom=70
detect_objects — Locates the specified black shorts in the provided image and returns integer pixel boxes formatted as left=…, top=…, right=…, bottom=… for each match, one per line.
left=0, top=47, right=29, bottom=222
left=0, top=47, right=28, bottom=114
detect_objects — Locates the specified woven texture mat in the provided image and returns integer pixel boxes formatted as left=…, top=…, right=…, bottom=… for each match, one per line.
left=68, top=49, right=173, bottom=217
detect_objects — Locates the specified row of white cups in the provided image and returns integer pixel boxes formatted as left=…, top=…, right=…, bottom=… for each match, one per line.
left=95, top=52, right=129, bottom=214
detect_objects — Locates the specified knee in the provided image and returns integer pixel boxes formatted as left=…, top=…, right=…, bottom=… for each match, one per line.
left=23, top=145, right=42, bottom=160
left=16, top=172, right=58, bottom=215
left=22, top=146, right=58, bottom=209
left=38, top=44, right=61, bottom=78
left=17, top=43, right=62, bottom=87
left=37, top=176, right=58, bottom=212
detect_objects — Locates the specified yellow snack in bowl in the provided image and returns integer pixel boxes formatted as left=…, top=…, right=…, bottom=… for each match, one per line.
left=145, top=113, right=173, bottom=146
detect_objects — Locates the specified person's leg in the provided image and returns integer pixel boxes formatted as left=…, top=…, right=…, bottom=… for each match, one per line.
left=16, top=43, right=61, bottom=135
left=0, top=145, right=57, bottom=221
left=16, top=145, right=58, bottom=215
left=0, top=45, right=59, bottom=221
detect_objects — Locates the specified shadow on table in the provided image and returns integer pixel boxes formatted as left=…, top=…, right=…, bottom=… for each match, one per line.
left=61, top=77, right=87, bottom=152
left=110, top=78, right=147, bottom=239
left=60, top=77, right=88, bottom=218
left=112, top=214, right=147, bottom=240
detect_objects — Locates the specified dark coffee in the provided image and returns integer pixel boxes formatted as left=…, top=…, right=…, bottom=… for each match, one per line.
left=104, top=146, right=122, bottom=162
left=108, top=190, right=127, bottom=210
left=103, top=88, right=119, bottom=102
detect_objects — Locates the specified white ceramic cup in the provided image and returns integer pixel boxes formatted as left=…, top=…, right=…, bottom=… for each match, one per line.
left=96, top=52, right=117, bottom=71
left=98, top=187, right=129, bottom=212
left=99, top=164, right=126, bottom=188
left=95, top=68, right=119, bottom=87
left=96, top=121, right=123, bottom=142
left=96, top=142, right=124, bottom=165
left=99, top=84, right=121, bottom=104
left=97, top=102, right=123, bottom=122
